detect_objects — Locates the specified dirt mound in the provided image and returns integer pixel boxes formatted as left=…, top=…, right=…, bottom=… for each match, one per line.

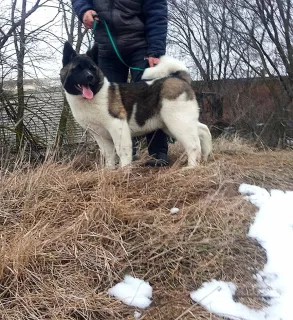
left=0, top=139, right=292, bottom=319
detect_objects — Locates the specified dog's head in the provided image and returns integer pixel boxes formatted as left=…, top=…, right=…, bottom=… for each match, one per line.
left=60, top=42, right=103, bottom=100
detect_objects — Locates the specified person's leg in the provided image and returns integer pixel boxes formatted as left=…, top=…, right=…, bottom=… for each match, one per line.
left=127, top=49, right=148, bottom=82
left=145, top=130, right=168, bottom=166
left=125, top=50, right=149, bottom=160
left=127, top=50, right=169, bottom=166
left=98, top=55, right=129, bottom=82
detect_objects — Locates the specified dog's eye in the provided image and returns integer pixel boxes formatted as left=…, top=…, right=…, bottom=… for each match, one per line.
left=71, top=65, right=83, bottom=72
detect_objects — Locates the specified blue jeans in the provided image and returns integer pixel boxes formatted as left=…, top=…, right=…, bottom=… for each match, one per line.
left=97, top=48, right=168, bottom=157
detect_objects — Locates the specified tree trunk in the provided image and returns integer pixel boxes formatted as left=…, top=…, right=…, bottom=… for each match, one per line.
left=54, top=99, right=70, bottom=151
left=54, top=4, right=88, bottom=153
left=14, top=0, right=26, bottom=151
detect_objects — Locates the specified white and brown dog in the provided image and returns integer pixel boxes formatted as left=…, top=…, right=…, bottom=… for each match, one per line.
left=60, top=42, right=212, bottom=169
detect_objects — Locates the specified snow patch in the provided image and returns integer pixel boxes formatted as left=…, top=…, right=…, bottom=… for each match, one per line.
left=108, top=275, right=152, bottom=309
left=170, top=207, right=180, bottom=214
left=190, top=184, right=293, bottom=320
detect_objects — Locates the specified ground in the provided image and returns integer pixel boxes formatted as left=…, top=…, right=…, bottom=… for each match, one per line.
left=0, top=137, right=292, bottom=319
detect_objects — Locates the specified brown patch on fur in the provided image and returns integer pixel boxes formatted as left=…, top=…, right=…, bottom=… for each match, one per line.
left=161, top=78, right=195, bottom=100
left=108, top=84, right=127, bottom=119
left=176, top=71, right=192, bottom=84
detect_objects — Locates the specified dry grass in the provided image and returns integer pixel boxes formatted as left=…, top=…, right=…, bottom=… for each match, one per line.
left=0, top=137, right=292, bottom=320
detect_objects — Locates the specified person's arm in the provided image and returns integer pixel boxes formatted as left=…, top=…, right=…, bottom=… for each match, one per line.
left=71, top=0, right=94, bottom=23
left=143, top=0, right=168, bottom=60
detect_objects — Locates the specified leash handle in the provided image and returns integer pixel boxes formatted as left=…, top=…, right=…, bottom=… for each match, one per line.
left=91, top=14, right=144, bottom=72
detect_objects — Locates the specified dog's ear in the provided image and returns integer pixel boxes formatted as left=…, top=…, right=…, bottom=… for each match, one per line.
left=86, top=43, right=99, bottom=65
left=62, top=41, right=77, bottom=67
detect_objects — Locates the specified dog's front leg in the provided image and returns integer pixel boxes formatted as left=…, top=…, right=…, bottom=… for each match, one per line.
left=91, top=133, right=116, bottom=169
left=108, top=119, right=132, bottom=167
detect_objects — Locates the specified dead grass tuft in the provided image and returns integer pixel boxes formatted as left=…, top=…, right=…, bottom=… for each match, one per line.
left=0, top=138, right=292, bottom=319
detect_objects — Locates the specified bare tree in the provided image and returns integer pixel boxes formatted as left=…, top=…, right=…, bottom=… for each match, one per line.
left=168, top=0, right=293, bottom=146
left=13, top=0, right=28, bottom=150
left=168, top=0, right=237, bottom=85
left=222, top=0, right=293, bottom=146
left=0, top=0, right=41, bottom=50
left=54, top=0, right=89, bottom=151
left=0, top=0, right=93, bottom=159
left=0, top=0, right=62, bottom=154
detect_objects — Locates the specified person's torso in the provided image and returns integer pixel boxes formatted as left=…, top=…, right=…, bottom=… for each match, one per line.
left=93, top=0, right=147, bottom=57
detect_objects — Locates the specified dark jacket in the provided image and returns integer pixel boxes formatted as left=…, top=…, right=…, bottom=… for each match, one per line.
left=71, top=0, right=167, bottom=57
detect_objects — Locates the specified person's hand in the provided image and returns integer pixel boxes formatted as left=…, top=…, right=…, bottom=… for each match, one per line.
left=148, top=57, right=160, bottom=67
left=83, top=10, right=99, bottom=29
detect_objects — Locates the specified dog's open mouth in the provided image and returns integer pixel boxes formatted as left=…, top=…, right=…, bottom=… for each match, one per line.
left=76, top=84, right=94, bottom=100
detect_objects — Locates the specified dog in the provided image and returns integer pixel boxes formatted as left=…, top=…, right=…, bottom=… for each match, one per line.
left=60, top=42, right=212, bottom=169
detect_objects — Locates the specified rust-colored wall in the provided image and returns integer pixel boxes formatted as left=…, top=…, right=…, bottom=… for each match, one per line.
left=192, top=77, right=290, bottom=126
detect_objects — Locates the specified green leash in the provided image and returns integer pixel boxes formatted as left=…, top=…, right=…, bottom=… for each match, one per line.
left=92, top=15, right=144, bottom=72
left=91, top=15, right=175, bottom=144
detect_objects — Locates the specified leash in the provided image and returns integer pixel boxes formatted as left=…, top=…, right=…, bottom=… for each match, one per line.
left=91, top=15, right=144, bottom=72
left=91, top=15, right=176, bottom=144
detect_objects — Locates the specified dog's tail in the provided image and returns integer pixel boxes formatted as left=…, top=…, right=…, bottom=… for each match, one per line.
left=142, top=56, right=191, bottom=83
left=198, top=122, right=212, bottom=161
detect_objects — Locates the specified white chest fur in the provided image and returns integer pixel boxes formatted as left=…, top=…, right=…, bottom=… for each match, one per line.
left=64, top=81, right=112, bottom=138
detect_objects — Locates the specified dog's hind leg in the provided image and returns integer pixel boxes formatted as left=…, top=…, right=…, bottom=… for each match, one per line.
left=198, top=122, right=212, bottom=161
left=108, top=119, right=133, bottom=167
left=162, top=102, right=201, bottom=168
left=173, top=129, right=201, bottom=168
left=92, top=133, right=116, bottom=169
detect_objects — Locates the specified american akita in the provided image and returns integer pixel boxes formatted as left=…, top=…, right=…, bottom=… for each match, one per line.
left=60, top=42, right=212, bottom=169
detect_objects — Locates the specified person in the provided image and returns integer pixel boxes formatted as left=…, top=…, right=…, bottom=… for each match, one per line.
left=71, top=0, right=169, bottom=167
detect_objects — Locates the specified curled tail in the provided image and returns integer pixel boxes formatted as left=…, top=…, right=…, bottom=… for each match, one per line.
left=142, top=56, right=191, bottom=83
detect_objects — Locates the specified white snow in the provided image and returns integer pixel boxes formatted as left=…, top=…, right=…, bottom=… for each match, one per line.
left=190, top=183, right=293, bottom=320
left=134, top=310, right=142, bottom=319
left=190, top=280, right=263, bottom=320
left=108, top=275, right=152, bottom=309
left=170, top=207, right=180, bottom=214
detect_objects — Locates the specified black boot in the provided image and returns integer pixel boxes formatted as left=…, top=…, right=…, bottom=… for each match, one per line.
left=132, top=137, right=139, bottom=161
left=145, top=130, right=169, bottom=167
left=145, top=152, right=169, bottom=167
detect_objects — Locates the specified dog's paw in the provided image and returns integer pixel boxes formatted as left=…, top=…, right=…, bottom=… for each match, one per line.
left=180, top=165, right=197, bottom=172
left=118, top=164, right=132, bottom=177
left=104, top=163, right=117, bottom=170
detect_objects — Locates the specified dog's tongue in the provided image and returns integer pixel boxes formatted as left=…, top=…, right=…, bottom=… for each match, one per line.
left=82, top=86, right=93, bottom=100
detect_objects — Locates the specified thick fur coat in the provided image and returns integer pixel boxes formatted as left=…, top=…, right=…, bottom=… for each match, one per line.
left=60, top=42, right=212, bottom=169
